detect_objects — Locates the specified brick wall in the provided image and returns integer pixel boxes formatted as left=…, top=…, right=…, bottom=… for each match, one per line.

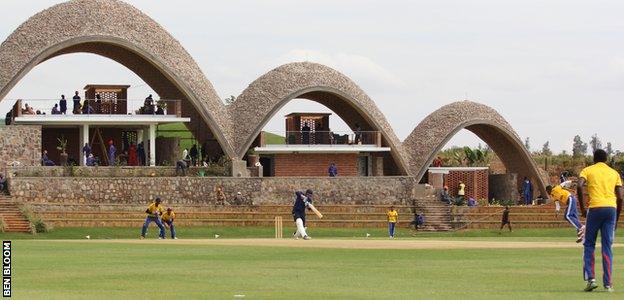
left=274, top=153, right=357, bottom=177
left=0, top=125, right=41, bottom=166
left=443, top=169, right=489, bottom=200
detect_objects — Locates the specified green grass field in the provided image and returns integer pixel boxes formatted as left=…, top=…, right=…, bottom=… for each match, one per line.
left=5, top=227, right=624, bottom=299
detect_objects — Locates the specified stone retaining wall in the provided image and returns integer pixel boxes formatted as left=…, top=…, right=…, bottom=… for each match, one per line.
left=0, top=125, right=41, bottom=167
left=9, top=176, right=419, bottom=206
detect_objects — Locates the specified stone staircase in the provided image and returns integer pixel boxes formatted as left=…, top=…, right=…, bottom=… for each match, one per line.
left=28, top=200, right=455, bottom=231
left=0, top=194, right=31, bottom=233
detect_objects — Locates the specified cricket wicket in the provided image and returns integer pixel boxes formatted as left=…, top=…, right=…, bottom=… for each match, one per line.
left=274, top=216, right=283, bottom=239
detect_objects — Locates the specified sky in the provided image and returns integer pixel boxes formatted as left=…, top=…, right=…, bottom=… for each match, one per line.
left=1, top=0, right=624, bottom=153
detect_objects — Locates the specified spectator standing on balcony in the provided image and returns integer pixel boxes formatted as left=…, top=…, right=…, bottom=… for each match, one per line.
left=144, top=94, right=154, bottom=114
left=59, top=94, right=67, bottom=114
left=190, top=144, right=198, bottom=166
left=432, top=156, right=443, bottom=167
left=108, top=140, right=116, bottom=166
left=137, top=142, right=145, bottom=166
left=72, top=91, right=81, bottom=114
left=95, top=93, right=102, bottom=114
left=522, top=177, right=533, bottom=205
left=51, top=104, right=61, bottom=115
left=302, top=122, right=311, bottom=144
left=82, top=143, right=91, bottom=163
left=328, top=162, right=338, bottom=177
left=128, top=143, right=138, bottom=166
left=354, top=123, right=362, bottom=144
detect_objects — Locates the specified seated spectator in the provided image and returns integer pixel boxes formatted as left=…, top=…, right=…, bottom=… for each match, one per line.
left=86, top=154, right=97, bottom=166
left=23, top=103, right=36, bottom=115
left=0, top=173, right=7, bottom=193
left=232, top=192, right=245, bottom=205
left=51, top=104, right=61, bottom=114
left=41, top=150, right=55, bottom=166
left=467, top=197, right=477, bottom=207
left=411, top=213, right=425, bottom=230
left=175, top=159, right=188, bottom=176
left=439, top=186, right=452, bottom=204
left=82, top=102, right=94, bottom=114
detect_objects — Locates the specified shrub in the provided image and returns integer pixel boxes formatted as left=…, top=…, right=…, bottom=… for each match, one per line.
left=0, top=217, right=6, bottom=233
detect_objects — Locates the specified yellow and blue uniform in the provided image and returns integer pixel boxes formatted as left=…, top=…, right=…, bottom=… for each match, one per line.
left=141, top=201, right=165, bottom=238
left=580, top=162, right=623, bottom=287
left=161, top=210, right=176, bottom=239
left=550, top=181, right=581, bottom=230
left=387, top=209, right=398, bottom=238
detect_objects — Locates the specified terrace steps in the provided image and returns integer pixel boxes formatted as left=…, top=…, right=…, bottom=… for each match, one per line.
left=0, top=195, right=31, bottom=233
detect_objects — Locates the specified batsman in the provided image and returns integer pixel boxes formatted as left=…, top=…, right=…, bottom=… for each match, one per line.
left=292, top=189, right=322, bottom=240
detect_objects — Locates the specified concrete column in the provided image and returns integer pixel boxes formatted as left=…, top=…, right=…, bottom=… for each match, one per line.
left=149, top=124, right=156, bottom=166
left=79, top=124, right=89, bottom=166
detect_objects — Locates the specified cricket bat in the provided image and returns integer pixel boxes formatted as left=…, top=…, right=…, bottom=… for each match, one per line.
left=308, top=203, right=323, bottom=219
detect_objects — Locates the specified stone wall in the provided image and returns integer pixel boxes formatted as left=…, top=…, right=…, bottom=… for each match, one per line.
left=9, top=176, right=418, bottom=206
left=0, top=125, right=41, bottom=166
left=488, top=173, right=518, bottom=202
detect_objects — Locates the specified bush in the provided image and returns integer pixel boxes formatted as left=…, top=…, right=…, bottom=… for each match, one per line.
left=0, top=217, right=5, bottom=233
left=490, top=198, right=515, bottom=206
left=34, top=218, right=49, bottom=233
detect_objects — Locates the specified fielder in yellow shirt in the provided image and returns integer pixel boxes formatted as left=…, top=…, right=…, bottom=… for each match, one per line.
left=140, top=197, right=166, bottom=239
left=547, top=179, right=583, bottom=242
left=387, top=206, right=398, bottom=238
left=161, top=208, right=177, bottom=239
left=577, top=150, right=623, bottom=292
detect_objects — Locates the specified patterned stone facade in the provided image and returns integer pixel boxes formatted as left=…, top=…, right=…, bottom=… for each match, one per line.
left=9, top=176, right=418, bottom=205
left=0, top=125, right=41, bottom=166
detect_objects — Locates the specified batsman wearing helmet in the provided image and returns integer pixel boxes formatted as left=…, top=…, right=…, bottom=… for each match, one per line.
left=292, top=189, right=314, bottom=240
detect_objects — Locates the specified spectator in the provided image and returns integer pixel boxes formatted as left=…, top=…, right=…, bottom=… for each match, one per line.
left=72, top=91, right=81, bottom=114
left=108, top=140, right=116, bottom=166
left=522, top=177, right=533, bottom=205
left=41, top=150, right=55, bottom=166
left=82, top=102, right=94, bottom=114
left=51, top=104, right=61, bottom=115
left=467, top=197, right=477, bottom=207
left=215, top=186, right=227, bottom=205
left=95, top=93, right=102, bottom=114
left=161, top=207, right=177, bottom=239
left=128, top=143, right=138, bottom=166
left=432, top=156, right=443, bottom=167
left=354, top=123, right=362, bottom=144
left=386, top=205, right=398, bottom=238
left=232, top=192, right=245, bottom=205
left=59, top=94, right=67, bottom=114
left=328, top=162, right=338, bottom=177
left=439, top=186, right=452, bottom=205
left=0, top=173, right=6, bottom=193
left=182, top=148, right=189, bottom=161
left=499, top=206, right=512, bottom=232
left=411, top=213, right=425, bottom=230
left=23, top=103, right=35, bottom=115
left=190, top=144, right=198, bottom=166
left=82, top=143, right=91, bottom=163
left=302, top=122, right=311, bottom=144
left=457, top=181, right=466, bottom=204
left=144, top=94, right=154, bottom=114
left=86, top=154, right=96, bottom=166
left=137, top=142, right=145, bottom=166
left=175, top=159, right=188, bottom=176
left=201, top=141, right=208, bottom=164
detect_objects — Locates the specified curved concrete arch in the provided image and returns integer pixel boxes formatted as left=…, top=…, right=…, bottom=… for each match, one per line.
left=0, top=0, right=235, bottom=157
left=228, top=62, right=410, bottom=175
left=404, top=101, right=547, bottom=196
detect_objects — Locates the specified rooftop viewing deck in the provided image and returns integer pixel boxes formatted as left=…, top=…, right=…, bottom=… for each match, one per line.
left=254, top=130, right=389, bottom=153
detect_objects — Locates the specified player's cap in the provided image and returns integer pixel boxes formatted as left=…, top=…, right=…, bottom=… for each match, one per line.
left=167, top=207, right=172, bottom=211
left=305, top=189, right=313, bottom=195
left=155, top=197, right=162, bottom=202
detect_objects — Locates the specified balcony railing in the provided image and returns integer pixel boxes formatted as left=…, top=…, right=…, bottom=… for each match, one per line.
left=260, top=131, right=382, bottom=147
left=8, top=98, right=182, bottom=121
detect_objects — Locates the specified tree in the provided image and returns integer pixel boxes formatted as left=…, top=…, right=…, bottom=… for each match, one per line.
left=224, top=95, right=236, bottom=105
left=541, top=141, right=552, bottom=156
left=524, top=137, right=530, bottom=151
left=572, top=135, right=588, bottom=158
left=590, top=134, right=602, bottom=153
left=606, top=142, right=614, bottom=156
